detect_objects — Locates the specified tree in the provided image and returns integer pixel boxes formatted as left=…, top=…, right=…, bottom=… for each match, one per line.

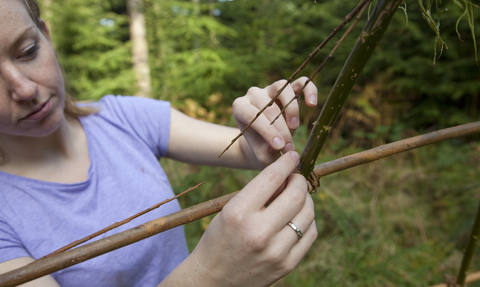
left=127, top=0, right=152, bottom=98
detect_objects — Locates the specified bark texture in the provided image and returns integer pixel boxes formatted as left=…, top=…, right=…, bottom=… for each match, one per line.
left=128, top=0, right=152, bottom=98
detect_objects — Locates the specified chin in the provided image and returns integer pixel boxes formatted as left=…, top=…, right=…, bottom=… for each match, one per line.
left=40, top=113, right=65, bottom=137
left=26, top=107, right=66, bottom=138
left=39, top=95, right=67, bottom=135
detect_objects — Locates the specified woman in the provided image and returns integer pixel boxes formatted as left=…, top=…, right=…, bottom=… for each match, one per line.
left=0, top=0, right=318, bottom=286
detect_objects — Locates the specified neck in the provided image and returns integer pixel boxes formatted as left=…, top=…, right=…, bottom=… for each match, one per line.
left=0, top=116, right=80, bottom=166
left=0, top=115, right=90, bottom=183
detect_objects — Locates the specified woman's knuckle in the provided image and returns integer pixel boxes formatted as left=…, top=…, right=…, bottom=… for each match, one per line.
left=292, top=174, right=308, bottom=192
left=265, top=248, right=284, bottom=265
left=304, top=208, right=315, bottom=223
left=232, top=99, right=246, bottom=117
left=245, top=231, right=269, bottom=252
left=282, top=260, right=297, bottom=274
left=247, top=86, right=260, bottom=95
left=312, top=224, right=319, bottom=240
left=257, top=153, right=274, bottom=166
left=221, top=205, right=244, bottom=226
left=306, top=223, right=319, bottom=242
left=290, top=187, right=306, bottom=208
left=264, top=102, right=280, bottom=114
left=232, top=97, right=242, bottom=108
left=265, top=170, right=281, bottom=185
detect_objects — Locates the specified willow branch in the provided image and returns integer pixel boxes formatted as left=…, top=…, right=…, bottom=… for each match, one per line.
left=0, top=192, right=238, bottom=287
left=1, top=121, right=479, bottom=287
left=270, top=1, right=370, bottom=126
left=43, top=182, right=204, bottom=258
left=217, top=0, right=373, bottom=158
left=298, top=0, right=405, bottom=178
left=313, top=121, right=480, bottom=177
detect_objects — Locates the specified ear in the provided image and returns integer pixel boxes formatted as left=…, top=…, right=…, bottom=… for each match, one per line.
left=38, top=18, right=52, bottom=42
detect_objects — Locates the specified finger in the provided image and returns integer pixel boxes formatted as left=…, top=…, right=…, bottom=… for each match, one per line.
left=234, top=99, right=285, bottom=151
left=265, top=80, right=300, bottom=130
left=265, top=180, right=288, bottom=206
left=279, top=195, right=315, bottom=245
left=247, top=86, right=295, bottom=152
left=265, top=173, right=309, bottom=231
left=231, top=152, right=300, bottom=211
left=233, top=95, right=292, bottom=152
left=263, top=195, right=316, bottom=272
left=291, top=76, right=318, bottom=108
left=242, top=126, right=279, bottom=165
left=284, top=219, right=317, bottom=267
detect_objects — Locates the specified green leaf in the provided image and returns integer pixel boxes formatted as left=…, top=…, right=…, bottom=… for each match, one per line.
left=452, top=0, right=478, bottom=63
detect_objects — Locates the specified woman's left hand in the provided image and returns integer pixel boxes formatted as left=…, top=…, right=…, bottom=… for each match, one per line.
left=233, top=76, right=318, bottom=166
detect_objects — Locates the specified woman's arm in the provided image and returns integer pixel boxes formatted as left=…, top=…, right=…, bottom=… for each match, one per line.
left=158, top=152, right=317, bottom=287
left=166, top=77, right=318, bottom=169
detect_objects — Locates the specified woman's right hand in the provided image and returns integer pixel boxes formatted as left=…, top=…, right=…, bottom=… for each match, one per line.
left=162, top=151, right=317, bottom=287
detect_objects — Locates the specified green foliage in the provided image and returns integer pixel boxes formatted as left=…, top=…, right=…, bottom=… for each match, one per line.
left=38, top=0, right=479, bottom=136
left=452, top=0, right=478, bottom=62
left=38, top=0, right=135, bottom=100
left=417, top=0, right=479, bottom=64
left=336, top=0, right=480, bottom=147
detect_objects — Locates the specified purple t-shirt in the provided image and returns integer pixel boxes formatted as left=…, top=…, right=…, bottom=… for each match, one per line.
left=0, top=95, right=189, bottom=286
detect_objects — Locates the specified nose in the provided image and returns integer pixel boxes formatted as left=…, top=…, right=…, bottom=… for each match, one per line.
left=1, top=63, right=38, bottom=101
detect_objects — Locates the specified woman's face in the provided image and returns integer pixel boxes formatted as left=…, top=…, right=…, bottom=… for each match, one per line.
left=0, top=0, right=66, bottom=138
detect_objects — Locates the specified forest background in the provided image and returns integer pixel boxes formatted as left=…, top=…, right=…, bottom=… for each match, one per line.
left=36, top=0, right=480, bottom=286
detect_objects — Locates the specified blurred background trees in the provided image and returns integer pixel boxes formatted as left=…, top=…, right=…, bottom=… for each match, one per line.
left=37, top=0, right=480, bottom=285
left=38, top=0, right=480, bottom=136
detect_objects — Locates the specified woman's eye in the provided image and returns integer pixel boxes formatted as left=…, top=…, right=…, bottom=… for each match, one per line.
left=19, top=43, right=40, bottom=60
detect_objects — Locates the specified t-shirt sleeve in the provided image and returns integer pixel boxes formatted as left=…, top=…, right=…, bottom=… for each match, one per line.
left=93, top=95, right=171, bottom=158
left=0, top=218, right=30, bottom=263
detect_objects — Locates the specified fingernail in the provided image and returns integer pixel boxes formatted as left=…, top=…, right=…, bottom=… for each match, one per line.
left=290, top=151, right=300, bottom=162
left=309, top=94, right=317, bottom=105
left=284, top=143, right=294, bottom=152
left=290, top=117, right=299, bottom=128
left=273, top=137, right=284, bottom=149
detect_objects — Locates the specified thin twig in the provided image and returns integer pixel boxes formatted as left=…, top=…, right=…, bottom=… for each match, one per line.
left=1, top=121, right=479, bottom=287
left=44, top=182, right=204, bottom=258
left=456, top=198, right=480, bottom=286
left=217, top=0, right=373, bottom=158
left=269, top=1, right=371, bottom=126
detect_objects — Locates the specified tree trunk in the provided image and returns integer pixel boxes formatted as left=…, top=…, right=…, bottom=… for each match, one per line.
left=127, top=0, right=152, bottom=98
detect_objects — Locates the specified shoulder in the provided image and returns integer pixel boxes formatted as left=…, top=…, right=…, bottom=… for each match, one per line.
left=78, top=95, right=172, bottom=156
left=81, top=95, right=170, bottom=117
left=79, top=95, right=171, bottom=126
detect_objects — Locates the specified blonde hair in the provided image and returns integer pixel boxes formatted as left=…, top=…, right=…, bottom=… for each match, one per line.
left=21, top=0, right=96, bottom=118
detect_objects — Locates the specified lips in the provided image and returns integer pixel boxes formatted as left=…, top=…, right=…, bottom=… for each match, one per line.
left=21, top=99, right=52, bottom=121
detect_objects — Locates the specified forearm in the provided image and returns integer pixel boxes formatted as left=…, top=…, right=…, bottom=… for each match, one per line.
left=166, top=108, right=265, bottom=170
left=156, top=255, right=218, bottom=287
